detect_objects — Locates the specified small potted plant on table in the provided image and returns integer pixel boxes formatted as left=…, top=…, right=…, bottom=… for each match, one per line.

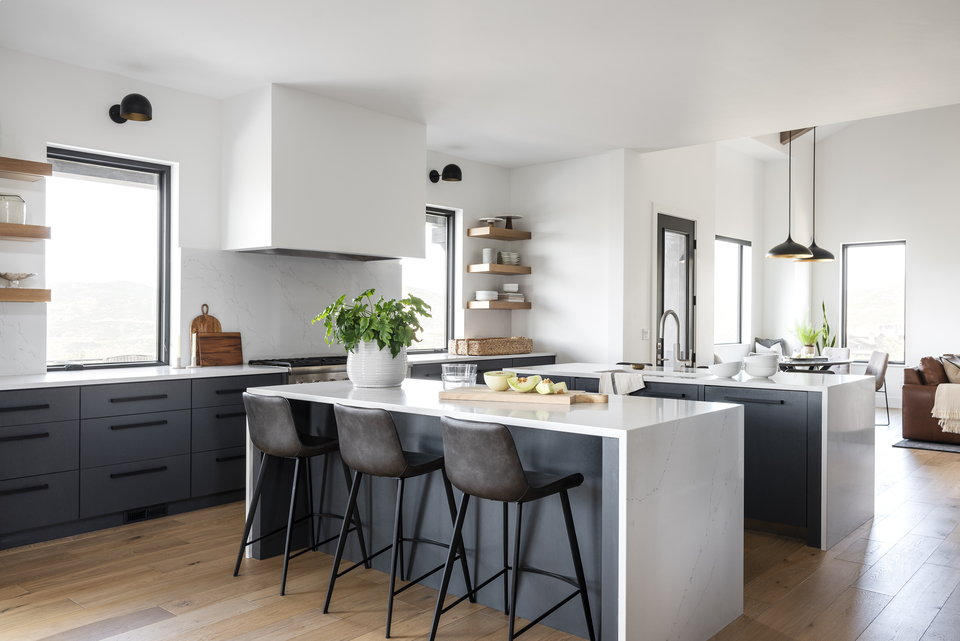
left=791, top=316, right=822, bottom=358
left=312, top=289, right=431, bottom=388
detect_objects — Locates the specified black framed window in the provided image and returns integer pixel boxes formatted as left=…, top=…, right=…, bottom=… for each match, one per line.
left=45, top=147, right=172, bottom=370
left=842, top=241, right=906, bottom=364
left=714, top=235, right=752, bottom=345
left=401, top=207, right=455, bottom=352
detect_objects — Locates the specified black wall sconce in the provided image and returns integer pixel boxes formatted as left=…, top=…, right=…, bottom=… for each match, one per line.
left=429, top=164, right=462, bottom=183
left=109, top=93, right=153, bottom=124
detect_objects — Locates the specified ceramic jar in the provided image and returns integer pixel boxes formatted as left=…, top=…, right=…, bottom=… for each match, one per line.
left=346, top=340, right=407, bottom=388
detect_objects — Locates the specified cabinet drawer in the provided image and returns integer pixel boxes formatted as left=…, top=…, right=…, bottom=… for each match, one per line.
left=409, top=364, right=441, bottom=380
left=192, top=374, right=284, bottom=409
left=0, top=387, right=79, bottom=427
left=630, top=381, right=697, bottom=400
left=511, top=356, right=556, bottom=367
left=81, top=381, right=190, bottom=419
left=192, top=447, right=245, bottom=497
left=80, top=455, right=190, bottom=518
left=575, top=377, right=600, bottom=393
left=80, top=410, right=191, bottom=469
left=0, top=421, right=79, bottom=481
left=192, top=404, right=246, bottom=452
left=473, top=359, right=513, bottom=384
left=0, top=471, right=79, bottom=534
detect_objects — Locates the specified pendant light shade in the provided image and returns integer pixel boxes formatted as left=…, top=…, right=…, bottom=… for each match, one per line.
left=794, top=128, right=836, bottom=263
left=109, top=93, right=153, bottom=124
left=428, top=163, right=462, bottom=183
left=767, top=132, right=812, bottom=259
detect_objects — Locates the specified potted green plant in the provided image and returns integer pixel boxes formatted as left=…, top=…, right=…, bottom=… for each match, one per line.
left=312, top=289, right=431, bottom=388
left=791, top=315, right=822, bottom=358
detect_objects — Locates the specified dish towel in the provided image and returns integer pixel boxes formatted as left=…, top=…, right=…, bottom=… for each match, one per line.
left=599, top=373, right=646, bottom=395
left=933, top=383, right=960, bottom=434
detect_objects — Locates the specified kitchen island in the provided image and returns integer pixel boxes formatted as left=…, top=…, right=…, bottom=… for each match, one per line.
left=246, top=378, right=744, bottom=641
left=507, top=363, right=877, bottom=550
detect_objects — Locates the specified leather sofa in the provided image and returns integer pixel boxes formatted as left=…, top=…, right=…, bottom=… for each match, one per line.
left=902, top=354, right=960, bottom=445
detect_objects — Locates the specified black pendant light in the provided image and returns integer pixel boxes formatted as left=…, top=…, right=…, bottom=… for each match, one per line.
left=766, top=132, right=812, bottom=259
left=109, top=93, right=153, bottom=124
left=794, top=128, right=836, bottom=263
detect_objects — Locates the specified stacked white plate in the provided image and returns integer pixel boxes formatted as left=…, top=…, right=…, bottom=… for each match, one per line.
left=743, top=354, right=779, bottom=378
left=475, top=291, right=499, bottom=301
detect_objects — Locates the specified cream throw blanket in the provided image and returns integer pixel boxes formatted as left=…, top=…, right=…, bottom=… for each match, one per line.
left=933, top=384, right=960, bottom=434
left=599, top=372, right=646, bottom=395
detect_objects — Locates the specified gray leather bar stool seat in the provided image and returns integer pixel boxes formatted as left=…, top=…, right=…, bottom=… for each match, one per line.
left=234, top=393, right=368, bottom=596
left=325, top=404, right=474, bottom=638
left=430, top=416, right=596, bottom=641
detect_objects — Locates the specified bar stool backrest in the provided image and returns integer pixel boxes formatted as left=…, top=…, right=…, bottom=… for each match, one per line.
left=242, top=393, right=305, bottom=458
left=440, top=416, right=529, bottom=503
left=334, top=404, right=408, bottom=478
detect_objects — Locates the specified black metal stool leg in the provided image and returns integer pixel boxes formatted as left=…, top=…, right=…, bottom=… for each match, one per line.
left=234, top=452, right=269, bottom=577
left=314, top=452, right=329, bottom=546
left=560, top=490, right=596, bottom=641
left=341, top=458, right=371, bottom=569
left=428, top=493, right=470, bottom=641
left=502, top=501, right=509, bottom=615
left=324, top=470, right=363, bottom=613
left=397, top=496, right=405, bottom=582
left=304, top=458, right=316, bottom=551
left=508, top=502, right=523, bottom=641
left=280, top=458, right=301, bottom=596
left=441, top=469, right=475, bottom=603
left=386, top=478, right=405, bottom=638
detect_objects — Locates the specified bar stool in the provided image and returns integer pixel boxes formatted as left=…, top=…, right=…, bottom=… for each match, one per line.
left=324, top=404, right=475, bottom=638
left=430, top=416, right=596, bottom=641
left=234, top=393, right=369, bottom=596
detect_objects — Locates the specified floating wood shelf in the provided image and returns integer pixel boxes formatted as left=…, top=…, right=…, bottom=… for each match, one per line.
left=467, top=300, right=531, bottom=310
left=0, top=157, right=53, bottom=182
left=467, top=227, right=531, bottom=241
left=467, top=263, right=531, bottom=275
left=0, top=289, right=51, bottom=303
left=0, top=223, right=52, bottom=242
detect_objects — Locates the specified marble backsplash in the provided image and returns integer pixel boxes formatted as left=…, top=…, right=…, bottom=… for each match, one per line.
left=180, top=248, right=401, bottom=363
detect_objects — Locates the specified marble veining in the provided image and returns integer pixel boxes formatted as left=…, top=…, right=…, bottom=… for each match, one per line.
left=180, top=248, right=401, bottom=363
left=0, top=302, right=46, bottom=376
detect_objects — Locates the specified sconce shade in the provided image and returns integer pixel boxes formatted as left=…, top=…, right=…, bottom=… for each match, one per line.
left=109, top=93, right=152, bottom=123
left=429, top=163, right=462, bottom=183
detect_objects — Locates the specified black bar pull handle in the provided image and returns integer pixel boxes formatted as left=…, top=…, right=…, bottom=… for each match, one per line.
left=110, top=465, right=168, bottom=479
left=724, top=397, right=786, bottom=405
left=0, top=483, right=49, bottom=497
left=0, top=432, right=50, bottom=443
left=110, top=394, right=168, bottom=404
left=215, top=412, right=246, bottom=419
left=215, top=388, right=247, bottom=395
left=216, top=455, right=245, bottom=463
left=656, top=392, right=687, bottom=399
left=0, top=403, right=50, bottom=413
left=110, top=420, right=168, bottom=431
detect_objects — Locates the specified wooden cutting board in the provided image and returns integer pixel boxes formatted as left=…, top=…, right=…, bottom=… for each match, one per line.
left=439, top=387, right=608, bottom=405
left=196, top=332, right=243, bottom=367
left=190, top=304, right=223, bottom=361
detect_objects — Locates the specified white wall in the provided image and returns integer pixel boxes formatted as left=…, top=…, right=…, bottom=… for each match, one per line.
left=808, top=103, right=960, bottom=405
left=714, top=144, right=766, bottom=362
left=425, top=150, right=512, bottom=340
left=0, top=47, right=221, bottom=375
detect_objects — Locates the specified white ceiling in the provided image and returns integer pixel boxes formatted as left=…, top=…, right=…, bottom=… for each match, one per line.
left=2, top=0, right=959, bottom=168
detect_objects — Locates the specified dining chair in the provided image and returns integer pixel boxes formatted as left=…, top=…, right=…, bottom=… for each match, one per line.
left=823, top=347, right=851, bottom=375
left=864, top=351, right=890, bottom=426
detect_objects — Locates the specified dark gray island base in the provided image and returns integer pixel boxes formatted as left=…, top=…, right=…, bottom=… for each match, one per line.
left=246, top=379, right=744, bottom=641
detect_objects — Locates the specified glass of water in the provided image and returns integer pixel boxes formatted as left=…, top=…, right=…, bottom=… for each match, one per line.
left=442, top=363, right=477, bottom=390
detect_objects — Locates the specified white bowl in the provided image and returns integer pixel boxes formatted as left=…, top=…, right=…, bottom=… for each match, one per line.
left=709, top=361, right=742, bottom=378
left=744, top=354, right=779, bottom=365
left=503, top=283, right=519, bottom=293
left=743, top=362, right=778, bottom=378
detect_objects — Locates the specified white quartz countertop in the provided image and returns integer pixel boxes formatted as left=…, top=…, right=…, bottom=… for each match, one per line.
left=247, top=378, right=738, bottom=439
left=506, top=362, right=875, bottom=392
left=407, top=352, right=555, bottom=365
left=0, top=364, right=287, bottom=391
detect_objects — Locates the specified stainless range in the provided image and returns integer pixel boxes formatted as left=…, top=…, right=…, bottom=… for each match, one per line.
left=248, top=356, right=349, bottom=384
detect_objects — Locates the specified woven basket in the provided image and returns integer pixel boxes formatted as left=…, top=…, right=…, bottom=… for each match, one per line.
left=447, top=337, right=533, bottom=356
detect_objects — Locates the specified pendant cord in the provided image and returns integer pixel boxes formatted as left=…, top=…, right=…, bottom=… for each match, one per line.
left=812, top=127, right=817, bottom=240
left=788, top=133, right=792, bottom=237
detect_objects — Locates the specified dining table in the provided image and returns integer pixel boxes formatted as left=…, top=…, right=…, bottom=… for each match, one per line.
left=779, top=357, right=856, bottom=373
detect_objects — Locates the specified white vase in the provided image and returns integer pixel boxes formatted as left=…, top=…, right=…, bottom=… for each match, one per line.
left=801, top=345, right=815, bottom=357
left=347, top=341, right=407, bottom=388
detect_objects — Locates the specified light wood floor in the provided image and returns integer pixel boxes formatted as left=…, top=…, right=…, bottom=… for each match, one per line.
left=2, top=409, right=959, bottom=641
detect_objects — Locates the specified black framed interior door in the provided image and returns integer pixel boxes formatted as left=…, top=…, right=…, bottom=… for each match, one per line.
left=656, top=213, right=696, bottom=364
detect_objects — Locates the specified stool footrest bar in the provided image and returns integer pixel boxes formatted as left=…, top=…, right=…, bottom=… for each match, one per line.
left=519, top=565, right=580, bottom=589
left=440, top=568, right=509, bottom=615
left=336, top=544, right=392, bottom=578
left=514, top=590, right=580, bottom=638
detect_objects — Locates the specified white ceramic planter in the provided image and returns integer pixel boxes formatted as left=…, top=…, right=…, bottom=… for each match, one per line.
left=801, top=345, right=816, bottom=357
left=347, top=340, right=407, bottom=388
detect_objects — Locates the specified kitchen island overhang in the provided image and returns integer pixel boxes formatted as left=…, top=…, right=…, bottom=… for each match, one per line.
left=245, top=379, right=744, bottom=641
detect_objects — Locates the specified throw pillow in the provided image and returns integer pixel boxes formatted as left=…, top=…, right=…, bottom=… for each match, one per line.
left=755, top=341, right=783, bottom=357
left=920, top=356, right=949, bottom=385
left=943, top=358, right=960, bottom=384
